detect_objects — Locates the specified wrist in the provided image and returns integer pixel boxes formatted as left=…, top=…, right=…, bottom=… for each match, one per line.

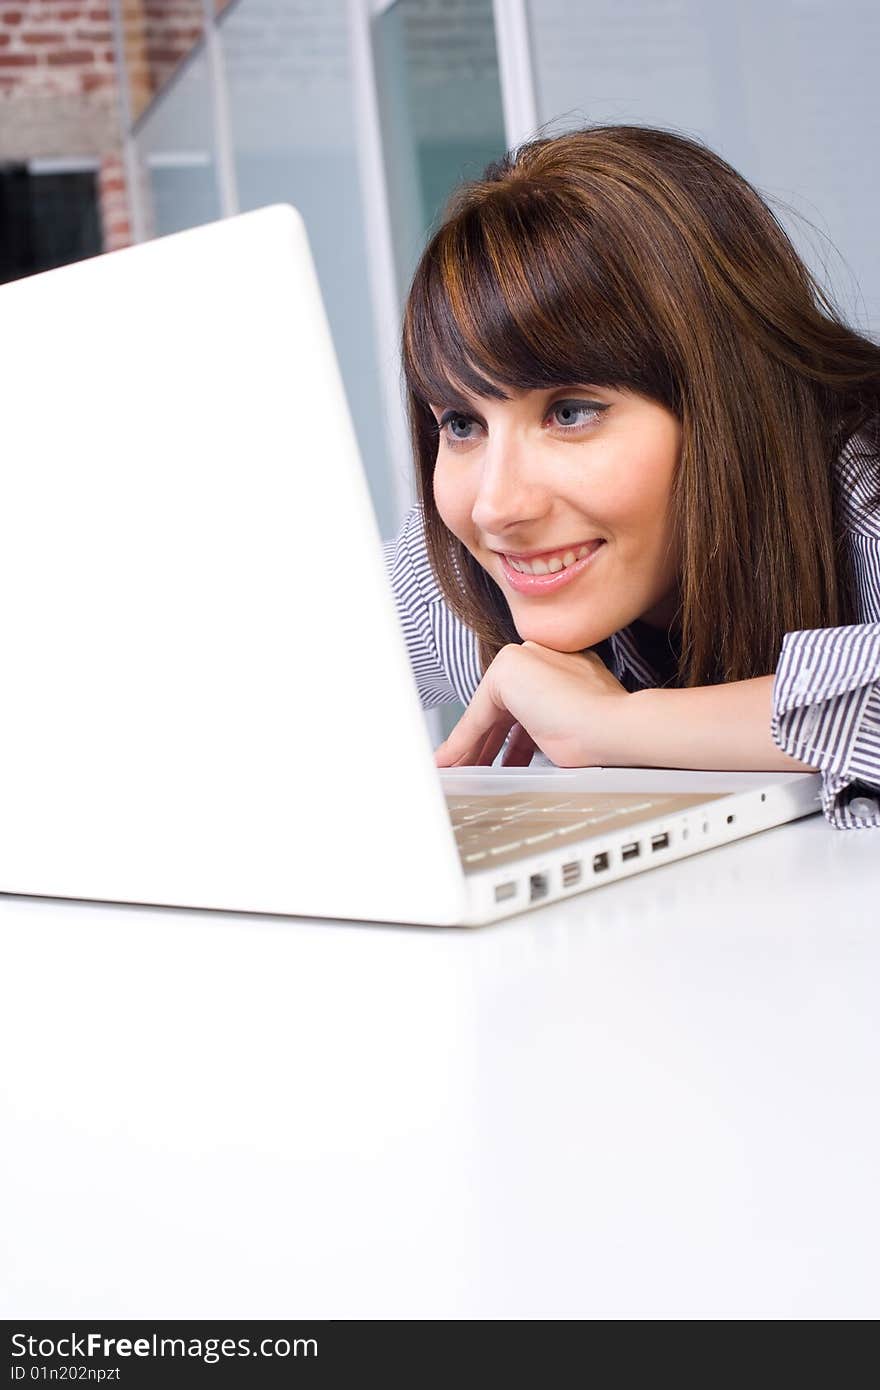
left=619, top=687, right=664, bottom=767
left=620, top=679, right=821, bottom=772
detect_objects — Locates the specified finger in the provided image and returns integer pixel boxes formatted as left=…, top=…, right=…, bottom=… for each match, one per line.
left=434, top=664, right=517, bottom=766
left=474, top=717, right=516, bottom=766
left=501, top=721, right=537, bottom=767
left=436, top=715, right=513, bottom=768
left=433, top=650, right=522, bottom=772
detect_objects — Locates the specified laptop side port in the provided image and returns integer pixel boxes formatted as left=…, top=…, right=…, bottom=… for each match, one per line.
left=494, top=881, right=516, bottom=903
left=592, top=851, right=610, bottom=872
left=621, top=841, right=640, bottom=861
left=650, top=832, right=670, bottom=851
left=529, top=873, right=549, bottom=902
left=561, top=860, right=581, bottom=888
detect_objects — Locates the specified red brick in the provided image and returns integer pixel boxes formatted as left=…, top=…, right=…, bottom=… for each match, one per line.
left=0, top=33, right=9, bottom=47
left=21, top=32, right=67, bottom=45
left=82, top=70, right=112, bottom=91
left=1, top=12, right=24, bottom=25
left=0, top=51, right=37, bottom=65
left=47, top=48, right=94, bottom=65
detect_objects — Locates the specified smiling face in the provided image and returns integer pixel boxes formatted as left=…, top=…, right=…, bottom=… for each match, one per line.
left=429, top=383, right=683, bottom=652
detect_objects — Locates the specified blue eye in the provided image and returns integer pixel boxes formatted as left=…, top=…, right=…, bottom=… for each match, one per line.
left=550, top=400, right=603, bottom=425
left=436, top=397, right=606, bottom=450
left=438, top=410, right=482, bottom=447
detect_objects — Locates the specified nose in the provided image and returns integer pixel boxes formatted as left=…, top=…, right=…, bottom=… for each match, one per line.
left=469, top=427, right=552, bottom=539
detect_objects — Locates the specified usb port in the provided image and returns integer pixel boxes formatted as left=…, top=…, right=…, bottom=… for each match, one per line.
left=561, top=860, right=582, bottom=887
left=621, top=841, right=640, bottom=861
left=650, top=832, right=670, bottom=851
left=592, top=851, right=609, bottom=872
left=494, top=881, right=516, bottom=902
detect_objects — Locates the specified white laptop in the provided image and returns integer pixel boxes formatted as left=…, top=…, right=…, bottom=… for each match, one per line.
left=0, top=205, right=822, bottom=927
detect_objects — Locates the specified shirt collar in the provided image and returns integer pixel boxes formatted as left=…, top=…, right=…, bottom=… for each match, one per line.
left=608, top=625, right=668, bottom=691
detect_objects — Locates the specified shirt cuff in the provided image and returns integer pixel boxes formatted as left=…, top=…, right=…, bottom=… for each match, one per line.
left=771, top=625, right=880, bottom=828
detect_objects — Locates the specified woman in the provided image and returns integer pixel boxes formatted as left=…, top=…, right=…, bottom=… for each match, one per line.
left=383, top=124, right=880, bottom=829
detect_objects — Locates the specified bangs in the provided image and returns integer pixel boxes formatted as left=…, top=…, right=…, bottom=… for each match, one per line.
left=403, top=187, right=672, bottom=410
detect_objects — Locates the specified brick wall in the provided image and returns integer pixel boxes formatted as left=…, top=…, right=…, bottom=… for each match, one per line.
left=0, top=1, right=120, bottom=167
left=0, top=0, right=211, bottom=252
left=125, top=2, right=204, bottom=123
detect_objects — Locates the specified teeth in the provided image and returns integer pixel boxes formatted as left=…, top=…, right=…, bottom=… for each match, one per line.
left=508, top=542, right=598, bottom=576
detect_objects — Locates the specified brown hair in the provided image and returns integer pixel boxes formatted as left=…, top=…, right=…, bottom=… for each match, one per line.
left=401, top=123, right=880, bottom=688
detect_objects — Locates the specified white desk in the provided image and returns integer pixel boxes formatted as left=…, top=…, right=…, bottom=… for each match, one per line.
left=1, top=811, right=878, bottom=1319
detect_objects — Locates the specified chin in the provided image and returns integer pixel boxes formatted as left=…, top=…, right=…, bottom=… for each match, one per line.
left=512, top=615, right=613, bottom=653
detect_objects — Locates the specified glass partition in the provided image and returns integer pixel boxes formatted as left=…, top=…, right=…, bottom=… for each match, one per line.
left=374, top=0, right=507, bottom=288
left=132, top=44, right=222, bottom=239
left=217, top=0, right=396, bottom=537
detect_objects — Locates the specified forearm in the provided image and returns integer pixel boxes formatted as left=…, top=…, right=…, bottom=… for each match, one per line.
left=622, top=675, right=821, bottom=773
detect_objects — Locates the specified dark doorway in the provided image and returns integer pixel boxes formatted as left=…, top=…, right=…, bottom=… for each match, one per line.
left=0, top=163, right=102, bottom=285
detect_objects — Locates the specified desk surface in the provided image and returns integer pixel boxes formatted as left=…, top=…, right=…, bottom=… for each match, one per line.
left=2, top=810, right=878, bottom=1319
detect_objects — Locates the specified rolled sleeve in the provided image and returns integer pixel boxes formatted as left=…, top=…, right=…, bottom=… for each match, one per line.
left=770, top=623, right=880, bottom=828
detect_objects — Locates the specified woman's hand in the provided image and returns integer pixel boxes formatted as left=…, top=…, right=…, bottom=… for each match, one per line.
left=433, top=640, right=633, bottom=768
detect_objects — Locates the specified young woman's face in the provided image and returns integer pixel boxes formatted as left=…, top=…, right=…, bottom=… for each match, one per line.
left=429, top=384, right=682, bottom=652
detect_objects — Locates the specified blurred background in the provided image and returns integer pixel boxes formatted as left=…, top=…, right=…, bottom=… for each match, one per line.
left=2, top=0, right=879, bottom=740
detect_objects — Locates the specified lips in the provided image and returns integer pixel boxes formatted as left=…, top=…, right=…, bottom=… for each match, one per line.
left=500, top=540, right=606, bottom=594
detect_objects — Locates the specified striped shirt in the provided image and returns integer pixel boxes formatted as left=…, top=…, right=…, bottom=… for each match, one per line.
left=382, top=432, right=880, bottom=829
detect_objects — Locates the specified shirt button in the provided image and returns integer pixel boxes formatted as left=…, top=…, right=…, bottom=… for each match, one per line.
left=848, top=796, right=879, bottom=818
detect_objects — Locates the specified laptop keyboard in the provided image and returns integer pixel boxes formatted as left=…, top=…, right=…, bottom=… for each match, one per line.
left=445, top=792, right=677, bottom=867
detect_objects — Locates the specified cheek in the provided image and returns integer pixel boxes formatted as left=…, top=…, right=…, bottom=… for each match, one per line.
left=598, top=451, right=677, bottom=537
left=432, top=460, right=472, bottom=537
